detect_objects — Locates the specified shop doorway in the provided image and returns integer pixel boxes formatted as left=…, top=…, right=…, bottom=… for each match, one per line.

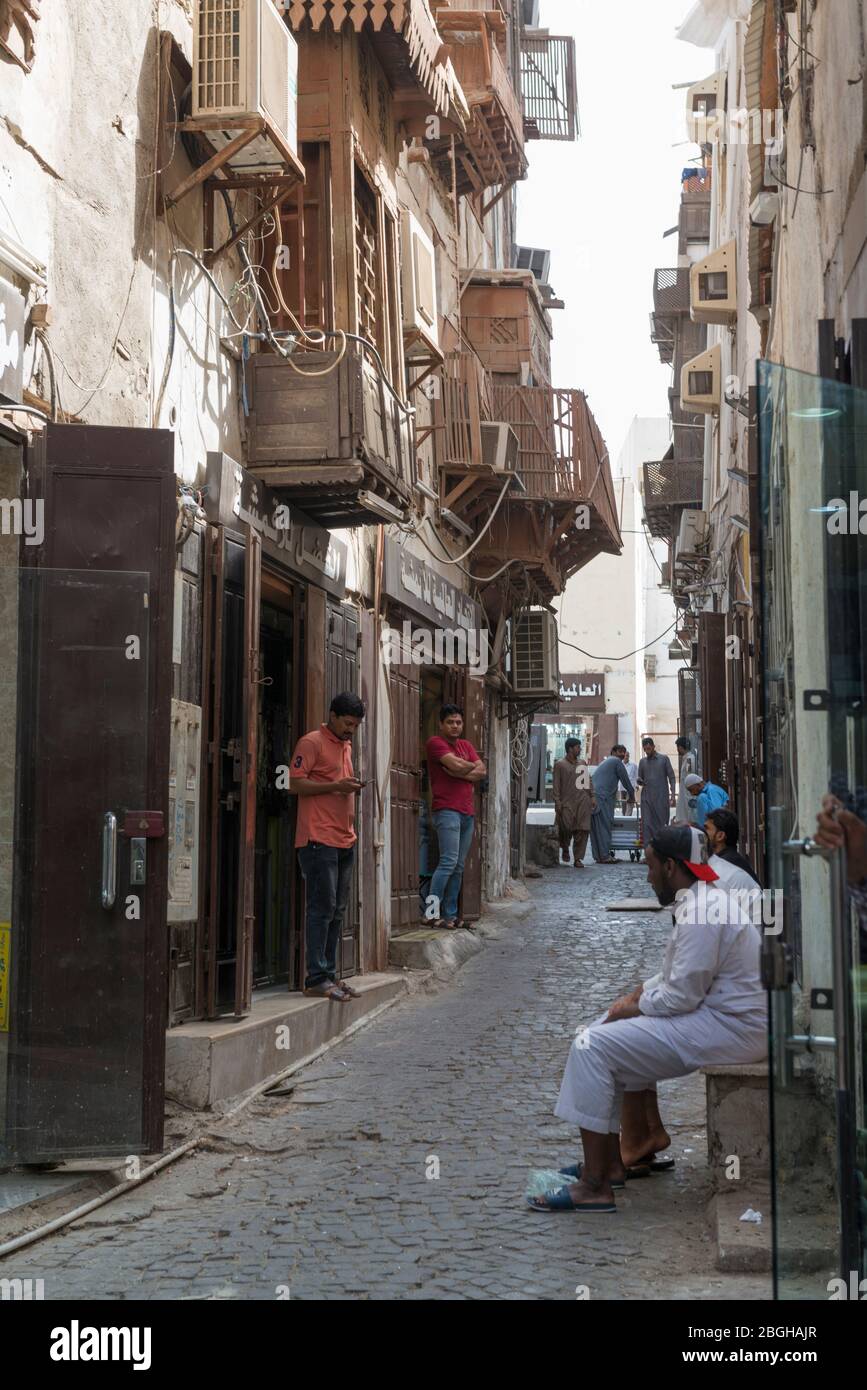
left=253, top=575, right=300, bottom=990
left=206, top=540, right=305, bottom=1012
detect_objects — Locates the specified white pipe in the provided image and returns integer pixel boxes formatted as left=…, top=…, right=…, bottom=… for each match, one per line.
left=0, top=989, right=406, bottom=1259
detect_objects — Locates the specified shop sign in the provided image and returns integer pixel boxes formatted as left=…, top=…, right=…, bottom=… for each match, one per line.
left=204, top=452, right=347, bottom=599
left=383, top=537, right=483, bottom=634
left=557, top=672, right=606, bottom=713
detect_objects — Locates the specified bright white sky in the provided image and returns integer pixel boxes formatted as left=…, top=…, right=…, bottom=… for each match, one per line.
left=517, top=0, right=713, bottom=466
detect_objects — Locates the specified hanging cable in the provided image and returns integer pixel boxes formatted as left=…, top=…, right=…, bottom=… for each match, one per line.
left=558, top=620, right=680, bottom=664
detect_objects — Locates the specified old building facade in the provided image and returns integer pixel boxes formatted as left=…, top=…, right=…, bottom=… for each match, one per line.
left=0, top=0, right=621, bottom=1155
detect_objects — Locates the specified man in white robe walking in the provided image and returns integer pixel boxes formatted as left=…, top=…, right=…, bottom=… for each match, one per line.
left=529, top=825, right=767, bottom=1213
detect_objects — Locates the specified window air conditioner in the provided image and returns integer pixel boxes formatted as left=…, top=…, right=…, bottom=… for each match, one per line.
left=401, top=211, right=439, bottom=353
left=193, top=0, right=299, bottom=173
left=481, top=421, right=520, bottom=474
left=514, top=245, right=552, bottom=285
left=511, top=611, right=559, bottom=698
left=686, top=70, right=727, bottom=146
left=675, top=509, right=709, bottom=566
left=690, top=241, right=737, bottom=325
left=681, top=343, right=721, bottom=416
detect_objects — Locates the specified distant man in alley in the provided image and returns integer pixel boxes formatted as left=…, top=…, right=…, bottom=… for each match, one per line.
left=426, top=704, right=486, bottom=930
left=289, top=692, right=366, bottom=1003
left=590, top=746, right=634, bottom=864
left=674, top=736, right=697, bottom=823
left=553, top=738, right=596, bottom=867
left=683, top=772, right=728, bottom=828
left=637, top=737, right=676, bottom=854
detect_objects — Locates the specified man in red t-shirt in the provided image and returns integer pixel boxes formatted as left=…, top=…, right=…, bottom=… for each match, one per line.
left=289, top=691, right=365, bottom=1002
left=425, top=704, right=486, bottom=930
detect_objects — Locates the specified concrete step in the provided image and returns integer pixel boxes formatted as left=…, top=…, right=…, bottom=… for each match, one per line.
left=388, top=926, right=483, bottom=975
left=165, top=973, right=408, bottom=1111
left=712, top=1186, right=772, bottom=1272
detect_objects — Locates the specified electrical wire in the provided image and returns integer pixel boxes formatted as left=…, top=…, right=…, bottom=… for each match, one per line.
left=401, top=476, right=512, bottom=563
left=559, top=619, right=680, bottom=664
left=271, top=197, right=347, bottom=377
left=32, top=329, right=58, bottom=422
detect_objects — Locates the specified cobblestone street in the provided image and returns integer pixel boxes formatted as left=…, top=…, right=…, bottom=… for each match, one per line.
left=11, top=863, right=771, bottom=1301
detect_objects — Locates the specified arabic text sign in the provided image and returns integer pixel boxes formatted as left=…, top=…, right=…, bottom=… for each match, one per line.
left=557, top=672, right=606, bottom=713
left=383, top=538, right=484, bottom=635
left=204, top=452, right=347, bottom=599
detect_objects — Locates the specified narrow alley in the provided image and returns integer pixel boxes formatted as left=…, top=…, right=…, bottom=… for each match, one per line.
left=14, top=866, right=769, bottom=1302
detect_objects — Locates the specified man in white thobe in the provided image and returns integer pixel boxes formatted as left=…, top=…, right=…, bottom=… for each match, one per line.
left=529, top=825, right=767, bottom=1213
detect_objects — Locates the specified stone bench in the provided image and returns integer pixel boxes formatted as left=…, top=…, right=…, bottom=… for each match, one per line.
left=701, top=1063, right=770, bottom=1187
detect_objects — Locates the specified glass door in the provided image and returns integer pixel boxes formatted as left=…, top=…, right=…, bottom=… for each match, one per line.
left=759, top=359, right=867, bottom=1298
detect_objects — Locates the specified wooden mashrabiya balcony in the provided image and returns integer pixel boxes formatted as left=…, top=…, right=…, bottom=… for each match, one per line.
left=245, top=343, right=414, bottom=528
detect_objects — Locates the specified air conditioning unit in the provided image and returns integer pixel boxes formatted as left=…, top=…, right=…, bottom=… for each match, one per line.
left=644, top=654, right=658, bottom=680
left=690, top=241, right=737, bottom=324
left=686, top=70, right=727, bottom=146
left=675, top=509, right=709, bottom=566
left=193, top=0, right=299, bottom=173
left=481, top=421, right=520, bottom=474
left=514, top=244, right=552, bottom=285
left=511, top=610, right=559, bottom=698
left=401, top=211, right=439, bottom=353
left=681, top=343, right=721, bottom=415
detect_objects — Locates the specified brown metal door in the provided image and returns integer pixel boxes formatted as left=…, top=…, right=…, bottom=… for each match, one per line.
left=389, top=665, right=421, bottom=932
left=326, top=600, right=361, bottom=976
left=7, top=424, right=174, bottom=1161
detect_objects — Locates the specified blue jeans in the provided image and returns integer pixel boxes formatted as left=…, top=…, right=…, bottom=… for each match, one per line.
left=429, top=810, right=475, bottom=922
left=298, top=842, right=355, bottom=988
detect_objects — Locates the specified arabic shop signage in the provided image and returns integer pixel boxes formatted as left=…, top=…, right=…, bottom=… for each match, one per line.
left=204, top=452, right=347, bottom=599
left=383, top=537, right=484, bottom=635
left=558, top=672, right=606, bottom=713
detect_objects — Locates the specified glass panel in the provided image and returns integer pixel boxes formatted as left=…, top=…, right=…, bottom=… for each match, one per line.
left=0, top=568, right=149, bottom=1161
left=759, top=359, right=867, bottom=1298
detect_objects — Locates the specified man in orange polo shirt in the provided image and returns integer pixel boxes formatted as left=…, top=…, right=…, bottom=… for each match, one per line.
left=289, top=692, right=366, bottom=1002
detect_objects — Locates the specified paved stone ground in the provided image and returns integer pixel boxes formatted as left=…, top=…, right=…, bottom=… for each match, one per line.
left=8, top=862, right=772, bottom=1301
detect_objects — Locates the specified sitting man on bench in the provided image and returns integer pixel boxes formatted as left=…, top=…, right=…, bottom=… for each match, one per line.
left=529, top=825, right=767, bottom=1213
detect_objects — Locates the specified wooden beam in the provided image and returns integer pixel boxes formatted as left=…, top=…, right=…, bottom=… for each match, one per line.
left=206, top=184, right=293, bottom=267
left=165, top=128, right=259, bottom=207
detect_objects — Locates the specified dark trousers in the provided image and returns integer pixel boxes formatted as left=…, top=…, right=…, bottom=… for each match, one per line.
left=298, top=842, right=355, bottom=989
left=558, top=825, right=589, bottom=863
